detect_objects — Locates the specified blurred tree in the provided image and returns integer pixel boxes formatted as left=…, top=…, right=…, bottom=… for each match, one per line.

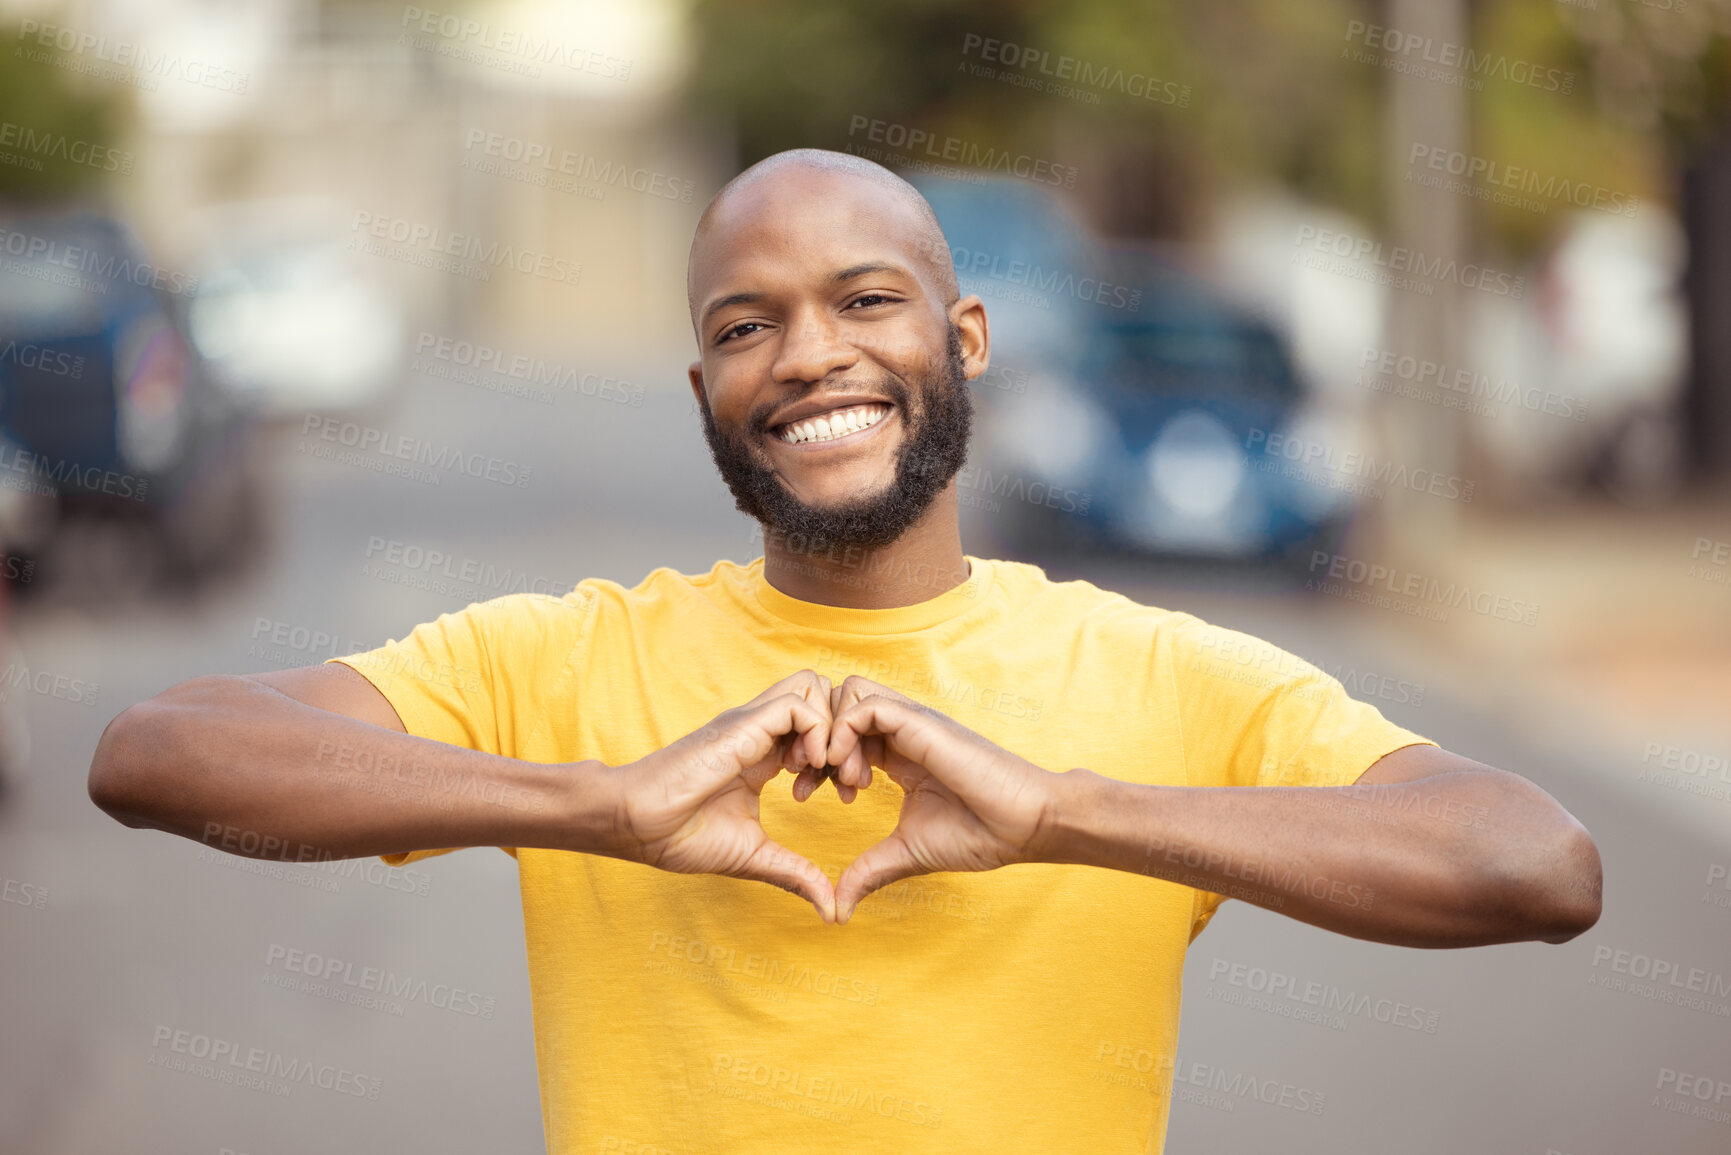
left=683, top=0, right=1730, bottom=249
left=684, top=2, right=1040, bottom=164
left=1491, top=0, right=1731, bottom=484
left=1474, top=0, right=1731, bottom=256
left=0, top=23, right=131, bottom=205
left=684, top=0, right=1386, bottom=237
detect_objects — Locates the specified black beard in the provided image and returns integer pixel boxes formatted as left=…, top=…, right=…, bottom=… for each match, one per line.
left=698, top=327, right=973, bottom=552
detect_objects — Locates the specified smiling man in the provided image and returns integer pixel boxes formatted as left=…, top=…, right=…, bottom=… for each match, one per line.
left=88, top=149, right=1601, bottom=1154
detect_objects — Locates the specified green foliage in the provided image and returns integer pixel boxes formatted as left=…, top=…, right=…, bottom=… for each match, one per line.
left=681, top=0, right=1386, bottom=232
left=0, top=26, right=131, bottom=205
left=677, top=0, right=1727, bottom=255
left=685, top=0, right=1042, bottom=164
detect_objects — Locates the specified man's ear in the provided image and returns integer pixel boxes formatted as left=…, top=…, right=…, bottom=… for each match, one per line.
left=687, top=361, right=705, bottom=412
left=949, top=294, right=990, bottom=382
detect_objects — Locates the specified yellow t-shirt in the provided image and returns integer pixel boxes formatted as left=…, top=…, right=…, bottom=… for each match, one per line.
left=330, top=555, right=1430, bottom=1155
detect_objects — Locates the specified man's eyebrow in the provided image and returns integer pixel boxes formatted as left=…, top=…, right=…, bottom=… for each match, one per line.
left=699, top=263, right=912, bottom=328
left=699, top=290, right=764, bottom=328
left=832, top=261, right=908, bottom=283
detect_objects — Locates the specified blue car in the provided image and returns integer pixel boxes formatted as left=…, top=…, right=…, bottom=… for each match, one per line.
left=910, top=176, right=1355, bottom=565
left=0, top=211, right=261, bottom=591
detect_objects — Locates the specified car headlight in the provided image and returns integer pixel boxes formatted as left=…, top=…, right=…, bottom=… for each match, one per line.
left=1275, top=402, right=1364, bottom=521
left=995, top=376, right=1112, bottom=489
left=1144, top=409, right=1245, bottom=521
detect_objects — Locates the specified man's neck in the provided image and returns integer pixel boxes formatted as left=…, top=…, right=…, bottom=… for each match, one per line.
left=759, top=492, right=970, bottom=609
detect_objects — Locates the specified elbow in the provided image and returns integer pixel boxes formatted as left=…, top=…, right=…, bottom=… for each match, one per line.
left=1533, top=825, right=1603, bottom=944
left=88, top=700, right=159, bottom=825
left=1465, top=820, right=1602, bottom=946
left=88, top=677, right=228, bottom=826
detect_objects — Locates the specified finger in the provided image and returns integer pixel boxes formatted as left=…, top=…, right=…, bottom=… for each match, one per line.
left=793, top=674, right=834, bottom=772
left=834, top=831, right=922, bottom=923
left=804, top=727, right=829, bottom=778
left=790, top=765, right=853, bottom=804
left=827, top=695, right=945, bottom=785
left=865, top=734, right=888, bottom=784
left=791, top=766, right=825, bottom=802
left=824, top=699, right=870, bottom=790
left=823, top=694, right=868, bottom=784
left=750, top=669, right=832, bottom=709
left=833, top=673, right=904, bottom=707
left=732, top=695, right=831, bottom=791
left=739, top=838, right=837, bottom=924
left=828, top=677, right=922, bottom=789
left=822, top=727, right=880, bottom=792
left=846, top=735, right=879, bottom=790
left=831, top=743, right=860, bottom=790
left=749, top=671, right=833, bottom=770
left=781, top=732, right=807, bottom=774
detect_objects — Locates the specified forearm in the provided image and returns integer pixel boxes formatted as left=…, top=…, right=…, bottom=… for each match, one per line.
left=1043, top=767, right=1600, bottom=948
left=88, top=675, right=616, bottom=861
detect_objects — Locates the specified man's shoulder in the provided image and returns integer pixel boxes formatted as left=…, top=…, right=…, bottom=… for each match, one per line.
left=455, top=558, right=749, bottom=612
left=566, top=557, right=753, bottom=609
left=983, top=555, right=1190, bottom=627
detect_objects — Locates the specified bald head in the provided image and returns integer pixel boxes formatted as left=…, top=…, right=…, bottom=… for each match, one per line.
left=687, top=148, right=960, bottom=324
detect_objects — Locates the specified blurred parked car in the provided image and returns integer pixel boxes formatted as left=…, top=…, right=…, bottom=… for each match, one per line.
left=0, top=210, right=262, bottom=594
left=184, top=198, right=408, bottom=417
left=910, top=176, right=1356, bottom=564
left=910, top=173, right=1103, bottom=375
left=1468, top=209, right=1690, bottom=503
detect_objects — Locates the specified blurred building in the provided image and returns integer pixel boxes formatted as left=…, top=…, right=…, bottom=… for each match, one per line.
left=4, top=0, right=720, bottom=362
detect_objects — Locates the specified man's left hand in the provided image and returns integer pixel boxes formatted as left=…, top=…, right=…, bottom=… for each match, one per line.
left=810, top=676, right=1066, bottom=923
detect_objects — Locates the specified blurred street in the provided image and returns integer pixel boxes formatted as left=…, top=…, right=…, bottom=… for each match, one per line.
left=1, top=354, right=1727, bottom=1154
left=2, top=1, right=1730, bottom=1152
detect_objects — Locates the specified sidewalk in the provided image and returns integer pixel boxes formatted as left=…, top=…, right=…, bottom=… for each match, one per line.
left=1336, top=494, right=1731, bottom=836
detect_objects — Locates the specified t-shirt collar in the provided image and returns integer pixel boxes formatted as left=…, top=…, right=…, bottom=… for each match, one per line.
left=750, top=554, right=994, bottom=635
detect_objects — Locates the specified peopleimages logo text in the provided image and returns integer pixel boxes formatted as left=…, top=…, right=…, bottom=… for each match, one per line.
left=846, top=116, right=1077, bottom=188
left=16, top=19, right=251, bottom=93
left=0, top=224, right=198, bottom=297
left=399, top=7, right=631, bottom=80
left=1294, top=225, right=1525, bottom=298
left=1342, top=20, right=1574, bottom=95
left=1308, top=550, right=1540, bottom=627
left=0, top=121, right=133, bottom=174
left=349, top=211, right=581, bottom=286
left=959, top=34, right=1191, bottom=107
left=949, top=245, right=1140, bottom=311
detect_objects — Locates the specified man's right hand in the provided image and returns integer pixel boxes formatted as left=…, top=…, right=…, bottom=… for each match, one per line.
left=608, top=671, right=845, bottom=923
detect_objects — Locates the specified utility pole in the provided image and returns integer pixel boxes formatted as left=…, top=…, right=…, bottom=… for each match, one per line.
left=1376, top=0, right=1469, bottom=565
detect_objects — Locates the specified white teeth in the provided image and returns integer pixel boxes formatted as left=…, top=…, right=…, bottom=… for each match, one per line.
left=778, top=404, right=888, bottom=444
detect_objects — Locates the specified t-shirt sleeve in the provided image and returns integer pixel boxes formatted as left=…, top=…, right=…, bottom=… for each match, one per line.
left=1162, top=614, right=1436, bottom=941
left=325, top=593, right=564, bottom=868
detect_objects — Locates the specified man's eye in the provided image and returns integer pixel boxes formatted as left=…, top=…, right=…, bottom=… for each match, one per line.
left=718, top=322, right=763, bottom=344
left=849, top=294, right=894, bottom=309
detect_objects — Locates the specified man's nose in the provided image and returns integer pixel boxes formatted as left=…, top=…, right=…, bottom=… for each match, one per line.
left=772, top=309, right=858, bottom=384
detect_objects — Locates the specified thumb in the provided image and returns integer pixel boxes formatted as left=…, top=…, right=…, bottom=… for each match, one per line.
left=834, top=832, right=922, bottom=924
left=738, top=838, right=837, bottom=924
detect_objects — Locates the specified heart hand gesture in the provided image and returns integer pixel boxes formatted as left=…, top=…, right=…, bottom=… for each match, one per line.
left=817, top=676, right=1065, bottom=923
left=610, top=670, right=841, bottom=921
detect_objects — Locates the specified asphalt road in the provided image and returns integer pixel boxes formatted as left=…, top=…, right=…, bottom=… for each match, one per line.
left=0, top=358, right=1725, bottom=1155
